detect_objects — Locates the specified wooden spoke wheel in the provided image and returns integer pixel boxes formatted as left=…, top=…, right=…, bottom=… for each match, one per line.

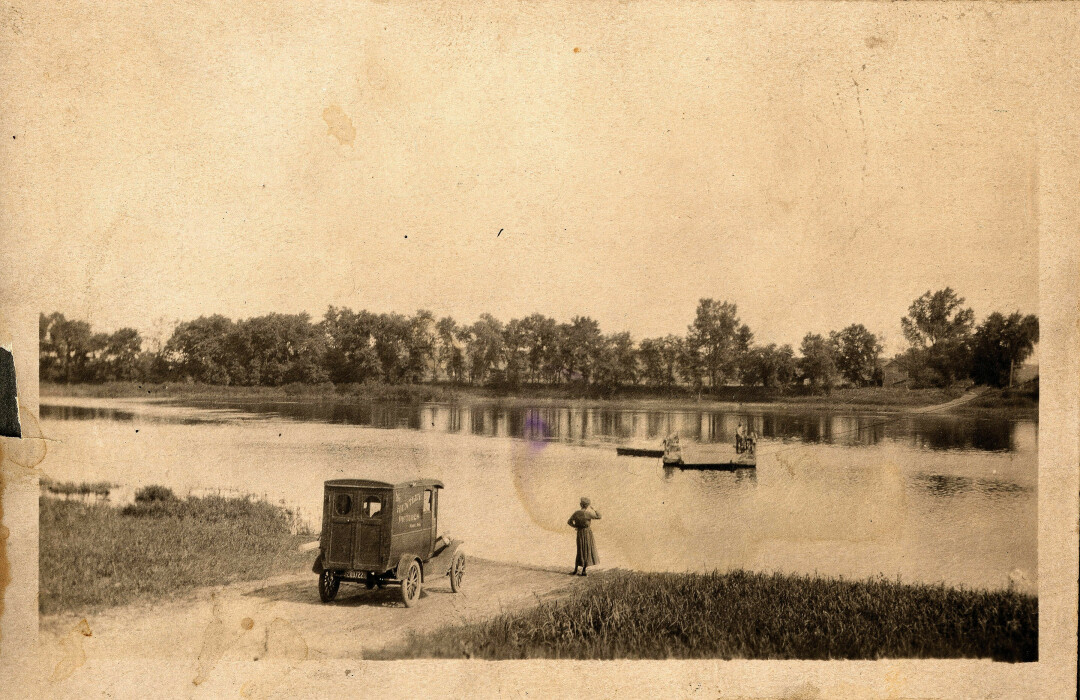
left=449, top=551, right=466, bottom=593
left=400, top=560, right=422, bottom=607
left=319, top=569, right=340, bottom=603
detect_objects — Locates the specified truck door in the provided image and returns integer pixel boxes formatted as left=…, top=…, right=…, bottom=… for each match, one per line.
left=327, top=490, right=357, bottom=568
left=355, top=494, right=384, bottom=568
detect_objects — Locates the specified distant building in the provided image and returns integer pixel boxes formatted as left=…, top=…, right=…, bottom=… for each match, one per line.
left=881, top=358, right=910, bottom=387
left=1012, top=363, right=1039, bottom=386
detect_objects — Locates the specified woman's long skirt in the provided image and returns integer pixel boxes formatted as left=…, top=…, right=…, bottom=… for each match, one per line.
left=575, top=527, right=598, bottom=567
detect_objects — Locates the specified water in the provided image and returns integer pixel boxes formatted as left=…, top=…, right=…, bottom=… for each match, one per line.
left=39, top=397, right=1037, bottom=593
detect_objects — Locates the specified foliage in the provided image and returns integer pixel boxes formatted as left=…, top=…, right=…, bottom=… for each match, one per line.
left=39, top=287, right=1036, bottom=396
left=40, top=312, right=148, bottom=383
left=684, top=299, right=752, bottom=391
left=830, top=324, right=883, bottom=387
left=969, top=312, right=1039, bottom=388
left=798, top=333, right=838, bottom=393
left=638, top=335, right=682, bottom=389
left=134, top=484, right=177, bottom=503
left=899, top=289, right=975, bottom=387
left=740, top=343, right=797, bottom=388
left=40, top=494, right=313, bottom=614
left=378, top=569, right=1036, bottom=662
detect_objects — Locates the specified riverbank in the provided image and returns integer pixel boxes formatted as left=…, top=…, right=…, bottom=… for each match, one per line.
left=40, top=380, right=1037, bottom=417
left=40, top=488, right=1036, bottom=661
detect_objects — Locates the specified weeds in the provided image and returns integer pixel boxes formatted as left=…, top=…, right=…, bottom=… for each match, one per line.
left=377, top=569, right=1037, bottom=662
left=39, top=492, right=315, bottom=615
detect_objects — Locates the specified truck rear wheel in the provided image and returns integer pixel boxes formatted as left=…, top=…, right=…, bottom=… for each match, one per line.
left=319, top=569, right=340, bottom=603
left=400, top=560, right=422, bottom=607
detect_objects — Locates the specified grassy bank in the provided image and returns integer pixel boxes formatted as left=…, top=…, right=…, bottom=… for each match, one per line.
left=39, top=488, right=314, bottom=615
left=377, top=569, right=1037, bottom=662
left=39, top=380, right=1031, bottom=416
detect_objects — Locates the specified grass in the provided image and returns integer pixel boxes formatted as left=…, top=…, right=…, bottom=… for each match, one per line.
left=40, top=476, right=113, bottom=498
left=39, top=491, right=315, bottom=615
left=376, top=569, right=1037, bottom=662
left=40, top=380, right=1011, bottom=414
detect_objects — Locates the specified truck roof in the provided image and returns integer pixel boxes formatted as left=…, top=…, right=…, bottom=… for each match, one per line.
left=324, top=478, right=444, bottom=490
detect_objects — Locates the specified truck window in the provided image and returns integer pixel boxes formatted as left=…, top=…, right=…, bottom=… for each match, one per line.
left=334, top=493, right=352, bottom=516
left=362, top=495, right=382, bottom=518
left=423, top=490, right=432, bottom=513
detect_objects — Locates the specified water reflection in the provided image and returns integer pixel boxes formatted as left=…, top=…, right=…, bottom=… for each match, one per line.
left=914, top=472, right=1034, bottom=499
left=40, top=400, right=1032, bottom=454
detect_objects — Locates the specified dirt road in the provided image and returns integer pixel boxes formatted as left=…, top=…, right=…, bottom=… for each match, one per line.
left=40, top=557, right=587, bottom=682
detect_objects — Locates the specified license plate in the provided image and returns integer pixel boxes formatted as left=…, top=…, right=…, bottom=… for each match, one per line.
left=343, top=570, right=366, bottom=580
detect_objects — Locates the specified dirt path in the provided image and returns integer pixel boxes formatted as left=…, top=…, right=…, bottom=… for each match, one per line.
left=908, top=388, right=987, bottom=414
left=39, top=558, right=587, bottom=676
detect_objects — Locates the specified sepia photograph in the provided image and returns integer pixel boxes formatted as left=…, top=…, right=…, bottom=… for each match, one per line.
left=1, top=1, right=1078, bottom=698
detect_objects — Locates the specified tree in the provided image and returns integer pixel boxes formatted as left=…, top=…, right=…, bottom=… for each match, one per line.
left=592, top=332, right=638, bottom=392
left=320, top=307, right=383, bottom=384
left=162, top=315, right=236, bottom=384
left=39, top=312, right=94, bottom=382
left=830, top=324, right=883, bottom=386
left=685, top=299, right=752, bottom=391
left=638, top=335, right=682, bottom=389
left=406, top=310, right=437, bottom=383
left=518, top=313, right=559, bottom=384
left=798, top=333, right=838, bottom=393
left=900, top=288, right=975, bottom=386
left=462, top=314, right=504, bottom=384
left=90, top=328, right=144, bottom=381
left=742, top=343, right=797, bottom=389
left=969, top=312, right=1039, bottom=388
left=557, top=316, right=604, bottom=385
left=435, top=317, right=465, bottom=382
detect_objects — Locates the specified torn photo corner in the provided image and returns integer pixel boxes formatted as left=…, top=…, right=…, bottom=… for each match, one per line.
left=0, top=343, right=21, bottom=438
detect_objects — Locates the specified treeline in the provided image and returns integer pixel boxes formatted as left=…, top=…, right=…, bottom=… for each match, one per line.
left=39, top=288, right=1037, bottom=394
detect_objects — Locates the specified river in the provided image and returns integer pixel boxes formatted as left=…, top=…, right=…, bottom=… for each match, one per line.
left=38, top=397, right=1037, bottom=593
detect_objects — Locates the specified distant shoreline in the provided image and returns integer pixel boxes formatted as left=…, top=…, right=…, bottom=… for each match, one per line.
left=41, top=381, right=1038, bottom=418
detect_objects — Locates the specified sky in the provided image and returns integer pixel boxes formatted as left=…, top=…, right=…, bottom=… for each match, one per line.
left=4, top=2, right=1063, bottom=356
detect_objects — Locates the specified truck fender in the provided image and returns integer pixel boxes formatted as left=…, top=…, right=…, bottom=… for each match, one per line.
left=312, top=552, right=324, bottom=574
left=395, top=553, right=423, bottom=582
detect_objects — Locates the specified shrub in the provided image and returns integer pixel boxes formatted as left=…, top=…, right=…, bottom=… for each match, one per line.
left=134, top=484, right=177, bottom=503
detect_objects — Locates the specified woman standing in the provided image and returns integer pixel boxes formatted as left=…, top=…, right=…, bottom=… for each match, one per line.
left=568, top=497, right=600, bottom=576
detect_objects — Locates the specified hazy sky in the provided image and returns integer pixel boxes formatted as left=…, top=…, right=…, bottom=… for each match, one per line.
left=5, top=2, right=1062, bottom=355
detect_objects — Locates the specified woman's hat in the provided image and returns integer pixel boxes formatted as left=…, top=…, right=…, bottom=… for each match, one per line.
left=580, top=497, right=591, bottom=506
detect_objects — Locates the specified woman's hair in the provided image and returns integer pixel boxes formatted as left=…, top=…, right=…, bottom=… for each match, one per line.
left=580, top=497, right=590, bottom=507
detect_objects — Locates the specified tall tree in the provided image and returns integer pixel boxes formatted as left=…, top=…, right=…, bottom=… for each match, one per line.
left=319, top=307, right=383, bottom=384
left=798, top=333, right=838, bottom=393
left=462, top=314, right=504, bottom=384
left=742, top=343, right=797, bottom=389
left=162, top=315, right=236, bottom=384
left=830, top=324, right=883, bottom=386
left=899, top=288, right=974, bottom=386
left=558, top=316, right=604, bottom=385
left=685, top=299, right=752, bottom=391
left=592, top=332, right=638, bottom=392
left=969, top=312, right=1039, bottom=388
left=39, top=312, right=95, bottom=382
left=406, top=310, right=438, bottom=383
left=638, top=336, right=682, bottom=389
left=435, top=316, right=465, bottom=382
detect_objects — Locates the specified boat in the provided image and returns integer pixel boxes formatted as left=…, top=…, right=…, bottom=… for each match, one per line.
left=662, top=454, right=756, bottom=470
left=616, top=446, right=665, bottom=458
